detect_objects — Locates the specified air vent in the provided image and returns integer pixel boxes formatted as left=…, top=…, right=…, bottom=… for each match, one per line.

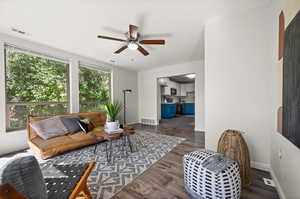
left=11, top=27, right=26, bottom=35
left=141, top=118, right=156, bottom=126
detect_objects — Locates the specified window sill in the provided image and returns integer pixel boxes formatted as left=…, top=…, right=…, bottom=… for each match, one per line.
left=5, top=129, right=27, bottom=134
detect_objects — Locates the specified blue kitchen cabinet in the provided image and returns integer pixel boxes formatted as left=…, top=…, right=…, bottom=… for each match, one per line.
left=161, top=103, right=177, bottom=119
left=183, top=103, right=195, bottom=115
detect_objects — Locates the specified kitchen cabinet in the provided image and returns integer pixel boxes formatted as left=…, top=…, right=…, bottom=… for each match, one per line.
left=161, top=103, right=176, bottom=119
left=180, top=83, right=195, bottom=96
left=162, top=86, right=171, bottom=95
left=160, top=78, right=180, bottom=96
left=180, top=84, right=187, bottom=96
left=183, top=103, right=195, bottom=115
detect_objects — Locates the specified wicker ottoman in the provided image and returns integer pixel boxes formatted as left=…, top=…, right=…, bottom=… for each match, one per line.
left=183, top=149, right=241, bottom=199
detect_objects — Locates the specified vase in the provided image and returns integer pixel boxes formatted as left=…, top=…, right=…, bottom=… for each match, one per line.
left=217, top=129, right=251, bottom=188
left=106, top=121, right=119, bottom=131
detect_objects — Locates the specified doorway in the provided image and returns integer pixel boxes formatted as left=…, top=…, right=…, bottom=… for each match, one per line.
left=157, top=73, right=195, bottom=128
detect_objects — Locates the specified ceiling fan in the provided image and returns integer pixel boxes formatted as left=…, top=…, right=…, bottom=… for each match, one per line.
left=97, top=24, right=165, bottom=56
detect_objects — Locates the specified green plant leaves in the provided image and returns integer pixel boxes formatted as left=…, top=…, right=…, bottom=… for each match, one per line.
left=105, top=101, right=122, bottom=122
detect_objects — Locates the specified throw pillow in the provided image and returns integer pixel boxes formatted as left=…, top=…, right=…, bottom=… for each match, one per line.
left=81, top=119, right=95, bottom=132
left=60, top=117, right=81, bottom=134
left=77, top=120, right=89, bottom=133
left=30, top=117, right=69, bottom=140
left=77, top=119, right=95, bottom=133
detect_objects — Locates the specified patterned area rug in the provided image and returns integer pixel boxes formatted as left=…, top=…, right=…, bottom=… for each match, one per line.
left=38, top=130, right=185, bottom=199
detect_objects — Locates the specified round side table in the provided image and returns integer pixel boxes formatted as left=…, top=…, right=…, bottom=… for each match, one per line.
left=103, top=132, right=123, bottom=163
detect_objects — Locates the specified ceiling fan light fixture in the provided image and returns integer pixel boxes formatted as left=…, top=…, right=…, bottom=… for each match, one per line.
left=128, top=42, right=138, bottom=50
left=97, top=24, right=165, bottom=56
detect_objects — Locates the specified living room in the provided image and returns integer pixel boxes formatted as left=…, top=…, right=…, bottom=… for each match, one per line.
left=0, top=0, right=299, bottom=199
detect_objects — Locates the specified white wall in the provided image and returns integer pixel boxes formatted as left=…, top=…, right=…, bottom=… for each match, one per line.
left=271, top=133, right=300, bottom=199
left=204, top=5, right=278, bottom=170
left=112, top=67, right=138, bottom=124
left=205, top=1, right=300, bottom=198
left=0, top=33, right=138, bottom=156
left=138, top=61, right=205, bottom=131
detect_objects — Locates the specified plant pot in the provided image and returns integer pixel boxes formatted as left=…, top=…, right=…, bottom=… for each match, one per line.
left=106, top=121, right=119, bottom=131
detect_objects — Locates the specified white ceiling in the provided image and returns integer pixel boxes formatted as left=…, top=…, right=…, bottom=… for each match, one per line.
left=0, top=0, right=271, bottom=71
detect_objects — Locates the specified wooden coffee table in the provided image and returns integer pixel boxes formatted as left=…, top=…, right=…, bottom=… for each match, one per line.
left=93, top=128, right=136, bottom=163
left=104, top=132, right=123, bottom=163
left=93, top=131, right=124, bottom=163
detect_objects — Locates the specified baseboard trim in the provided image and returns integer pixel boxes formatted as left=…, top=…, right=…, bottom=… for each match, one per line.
left=250, top=161, right=270, bottom=171
left=194, top=128, right=205, bottom=132
left=270, top=167, right=286, bottom=199
left=125, top=122, right=140, bottom=125
left=250, top=162, right=286, bottom=199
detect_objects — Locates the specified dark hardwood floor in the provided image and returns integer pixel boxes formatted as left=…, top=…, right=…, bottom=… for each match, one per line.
left=112, top=124, right=280, bottom=199
left=160, top=115, right=195, bottom=129
left=1, top=118, right=280, bottom=199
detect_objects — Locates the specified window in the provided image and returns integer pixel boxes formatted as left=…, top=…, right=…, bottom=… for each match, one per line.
left=5, top=45, right=69, bottom=131
left=79, top=64, right=111, bottom=112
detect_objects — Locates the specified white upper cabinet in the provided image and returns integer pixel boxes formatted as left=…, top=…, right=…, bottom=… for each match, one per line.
left=161, top=78, right=180, bottom=95
left=163, top=86, right=171, bottom=95
left=180, top=83, right=195, bottom=96
left=180, top=84, right=187, bottom=96
left=186, top=83, right=195, bottom=93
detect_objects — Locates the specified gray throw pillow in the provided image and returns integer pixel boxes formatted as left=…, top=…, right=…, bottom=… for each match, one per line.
left=60, top=117, right=81, bottom=134
left=30, top=116, right=69, bottom=140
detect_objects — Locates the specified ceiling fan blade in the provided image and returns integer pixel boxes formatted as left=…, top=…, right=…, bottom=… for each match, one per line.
left=129, top=24, right=139, bottom=40
left=139, top=40, right=165, bottom=45
left=97, top=35, right=127, bottom=42
left=114, top=46, right=128, bottom=54
left=138, top=45, right=149, bottom=56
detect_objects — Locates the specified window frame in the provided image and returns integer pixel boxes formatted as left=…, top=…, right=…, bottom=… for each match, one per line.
left=4, top=44, right=71, bottom=132
left=78, top=63, right=112, bottom=113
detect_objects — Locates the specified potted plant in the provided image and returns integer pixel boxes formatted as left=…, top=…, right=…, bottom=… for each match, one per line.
left=104, top=101, right=122, bottom=131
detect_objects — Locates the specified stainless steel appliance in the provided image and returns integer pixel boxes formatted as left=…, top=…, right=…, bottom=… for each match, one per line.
left=171, top=88, right=177, bottom=96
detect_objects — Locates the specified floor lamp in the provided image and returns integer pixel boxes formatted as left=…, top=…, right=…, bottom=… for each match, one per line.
left=123, top=89, right=132, bottom=125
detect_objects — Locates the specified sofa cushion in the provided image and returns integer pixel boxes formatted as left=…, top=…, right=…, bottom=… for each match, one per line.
left=30, top=117, right=68, bottom=140
left=31, top=128, right=106, bottom=153
left=27, top=111, right=107, bottom=159
left=28, top=111, right=106, bottom=140
left=61, top=117, right=81, bottom=134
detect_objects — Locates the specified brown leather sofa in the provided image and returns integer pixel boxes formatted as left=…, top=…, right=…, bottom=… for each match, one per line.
left=27, top=111, right=107, bottom=159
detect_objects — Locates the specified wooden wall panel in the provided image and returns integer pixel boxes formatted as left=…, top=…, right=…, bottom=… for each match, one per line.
left=279, top=11, right=285, bottom=60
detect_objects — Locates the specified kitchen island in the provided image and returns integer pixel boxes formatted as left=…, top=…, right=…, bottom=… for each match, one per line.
left=161, top=103, right=177, bottom=119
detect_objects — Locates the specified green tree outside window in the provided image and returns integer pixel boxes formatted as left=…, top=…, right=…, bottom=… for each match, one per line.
left=5, top=48, right=69, bottom=130
left=79, top=66, right=110, bottom=112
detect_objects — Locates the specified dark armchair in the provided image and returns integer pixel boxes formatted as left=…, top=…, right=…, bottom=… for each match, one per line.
left=0, top=156, right=95, bottom=199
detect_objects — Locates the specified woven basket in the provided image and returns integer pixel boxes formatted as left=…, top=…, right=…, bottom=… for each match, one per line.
left=217, top=129, right=251, bottom=188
